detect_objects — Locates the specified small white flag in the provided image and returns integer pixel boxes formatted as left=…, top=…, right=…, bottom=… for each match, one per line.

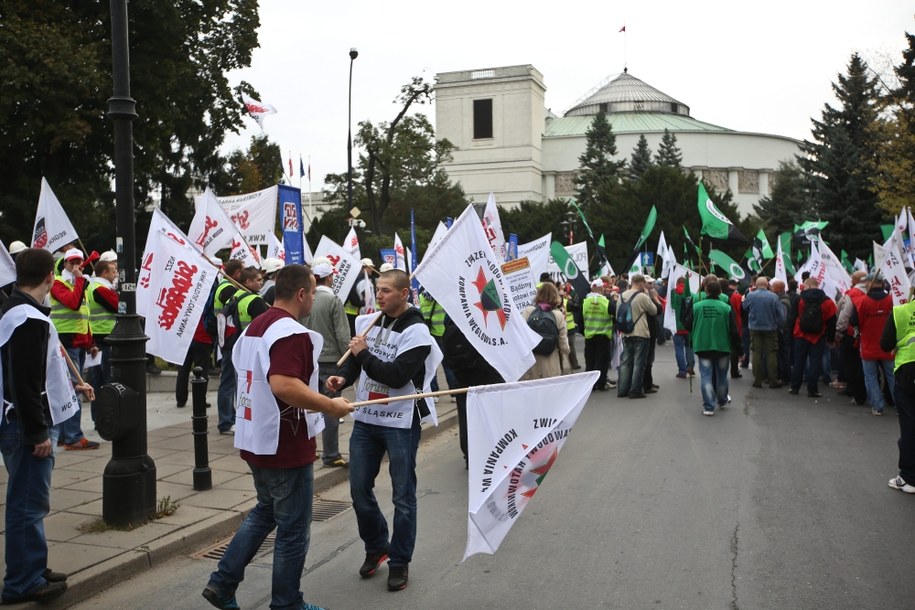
left=241, top=93, right=277, bottom=131
left=393, top=233, right=407, bottom=271
left=313, top=236, right=362, bottom=302
left=482, top=192, right=508, bottom=261
left=343, top=227, right=361, bottom=260
left=32, top=178, right=79, bottom=253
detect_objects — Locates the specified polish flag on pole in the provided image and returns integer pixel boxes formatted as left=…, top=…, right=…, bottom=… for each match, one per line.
left=463, top=372, right=599, bottom=561
left=32, top=178, right=79, bottom=253
left=241, top=93, right=277, bottom=131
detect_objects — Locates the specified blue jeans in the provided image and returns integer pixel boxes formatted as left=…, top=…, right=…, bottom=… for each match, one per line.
left=217, top=342, right=237, bottom=432
left=862, top=359, right=895, bottom=411
left=673, top=333, right=695, bottom=374
left=0, top=418, right=59, bottom=601
left=792, top=337, right=826, bottom=393
left=207, top=463, right=314, bottom=610
left=317, top=364, right=342, bottom=463
left=698, top=354, right=730, bottom=411
left=349, top=417, right=421, bottom=566
left=617, top=336, right=649, bottom=397
left=57, top=346, right=86, bottom=444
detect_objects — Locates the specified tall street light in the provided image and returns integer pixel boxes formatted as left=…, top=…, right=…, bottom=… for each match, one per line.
left=347, top=47, right=358, bottom=211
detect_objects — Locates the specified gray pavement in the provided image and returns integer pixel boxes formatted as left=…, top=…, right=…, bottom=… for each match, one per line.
left=0, top=371, right=461, bottom=608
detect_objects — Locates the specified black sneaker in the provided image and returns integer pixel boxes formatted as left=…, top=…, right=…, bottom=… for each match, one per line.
left=2, top=581, right=67, bottom=604
left=359, top=550, right=388, bottom=578
left=43, top=568, right=68, bottom=583
left=387, top=565, right=409, bottom=591
left=808, top=391, right=823, bottom=398
left=201, top=585, right=239, bottom=610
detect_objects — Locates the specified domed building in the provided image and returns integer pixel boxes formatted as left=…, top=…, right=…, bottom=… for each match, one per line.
left=434, top=65, right=801, bottom=216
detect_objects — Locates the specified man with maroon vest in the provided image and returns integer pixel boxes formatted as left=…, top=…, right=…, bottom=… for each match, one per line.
left=849, top=275, right=895, bottom=415
left=836, top=271, right=868, bottom=405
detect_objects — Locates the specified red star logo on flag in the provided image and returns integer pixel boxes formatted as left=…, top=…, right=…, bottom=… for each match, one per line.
left=471, top=267, right=508, bottom=329
left=520, top=448, right=558, bottom=499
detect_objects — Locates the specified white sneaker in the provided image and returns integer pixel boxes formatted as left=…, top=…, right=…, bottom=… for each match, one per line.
left=888, top=475, right=915, bottom=493
left=702, top=409, right=715, bottom=416
left=219, top=426, right=235, bottom=436
left=719, top=395, right=732, bottom=409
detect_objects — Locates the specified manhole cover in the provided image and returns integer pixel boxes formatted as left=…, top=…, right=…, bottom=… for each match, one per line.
left=193, top=533, right=275, bottom=561
left=312, top=498, right=352, bottom=522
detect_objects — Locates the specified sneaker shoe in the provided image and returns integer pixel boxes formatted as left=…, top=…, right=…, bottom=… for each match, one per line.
left=687, top=369, right=695, bottom=377
left=219, top=426, right=235, bottom=436
left=202, top=585, right=239, bottom=610
left=65, top=437, right=100, bottom=450
left=769, top=382, right=784, bottom=389
left=676, top=372, right=687, bottom=379
left=808, top=391, right=823, bottom=398
left=359, top=550, right=389, bottom=578
left=719, top=395, right=732, bottom=409
left=644, top=388, right=658, bottom=394
left=872, top=408, right=884, bottom=416
left=888, top=475, right=915, bottom=493
left=607, top=379, right=617, bottom=388
left=301, top=603, right=327, bottom=610
left=387, top=565, right=409, bottom=591
left=788, top=387, right=800, bottom=395
left=2, top=581, right=67, bottom=604
left=324, top=457, right=348, bottom=468
left=628, top=393, right=646, bottom=399
left=146, top=363, right=162, bottom=375
left=43, top=568, right=67, bottom=583
left=702, top=409, right=715, bottom=416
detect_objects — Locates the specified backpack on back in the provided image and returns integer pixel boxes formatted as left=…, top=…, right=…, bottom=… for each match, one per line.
left=527, top=307, right=560, bottom=356
left=616, top=294, right=638, bottom=334
left=201, top=280, right=221, bottom=341
left=799, top=298, right=823, bottom=333
left=680, top=296, right=695, bottom=332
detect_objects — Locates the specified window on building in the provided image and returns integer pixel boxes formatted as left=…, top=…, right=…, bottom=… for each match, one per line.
left=473, top=99, right=493, bottom=139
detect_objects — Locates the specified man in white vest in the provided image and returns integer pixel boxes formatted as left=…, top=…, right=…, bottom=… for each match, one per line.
left=0, top=248, right=93, bottom=604
left=203, top=264, right=353, bottom=610
left=327, top=269, right=441, bottom=592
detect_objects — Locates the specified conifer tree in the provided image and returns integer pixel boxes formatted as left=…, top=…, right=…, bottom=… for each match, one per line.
left=654, top=128, right=683, bottom=168
left=753, top=161, right=810, bottom=235
left=574, top=111, right=626, bottom=208
left=629, top=134, right=653, bottom=181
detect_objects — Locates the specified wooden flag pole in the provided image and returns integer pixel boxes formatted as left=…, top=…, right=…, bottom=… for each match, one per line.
left=336, top=311, right=384, bottom=367
left=61, top=346, right=86, bottom=387
left=350, top=387, right=470, bottom=408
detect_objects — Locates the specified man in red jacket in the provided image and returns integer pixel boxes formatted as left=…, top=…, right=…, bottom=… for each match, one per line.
left=850, top=276, right=895, bottom=415
left=789, top=278, right=838, bottom=398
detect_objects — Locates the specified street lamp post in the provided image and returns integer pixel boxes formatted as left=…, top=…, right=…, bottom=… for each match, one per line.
left=347, top=48, right=358, bottom=212
left=102, top=0, right=156, bottom=526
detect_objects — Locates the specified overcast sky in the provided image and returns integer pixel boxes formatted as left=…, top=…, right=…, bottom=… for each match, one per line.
left=222, top=1, right=912, bottom=192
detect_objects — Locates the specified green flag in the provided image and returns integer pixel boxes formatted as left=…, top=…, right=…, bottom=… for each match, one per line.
left=709, top=249, right=747, bottom=280
left=683, top=226, right=701, bottom=258
left=743, top=247, right=762, bottom=273
left=697, top=183, right=747, bottom=243
left=755, top=229, right=774, bottom=258
left=840, top=249, right=855, bottom=274
left=550, top=241, right=590, bottom=297
left=881, top=224, right=894, bottom=242
left=778, top=232, right=796, bottom=275
left=570, top=199, right=610, bottom=269
left=634, top=205, right=657, bottom=251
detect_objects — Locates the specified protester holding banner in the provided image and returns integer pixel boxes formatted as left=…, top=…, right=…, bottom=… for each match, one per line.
left=202, top=264, right=354, bottom=610
left=520, top=282, right=569, bottom=380
left=1, top=248, right=94, bottom=604
left=49, top=248, right=99, bottom=450
left=326, top=269, right=438, bottom=592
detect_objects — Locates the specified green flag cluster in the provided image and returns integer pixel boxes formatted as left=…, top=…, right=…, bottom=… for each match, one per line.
left=697, top=183, right=747, bottom=244
left=709, top=249, right=746, bottom=280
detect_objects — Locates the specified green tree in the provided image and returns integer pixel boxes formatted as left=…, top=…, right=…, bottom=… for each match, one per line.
left=753, top=161, right=811, bottom=234
left=319, top=77, right=468, bottom=257
left=574, top=111, right=626, bottom=209
left=798, top=53, right=886, bottom=259
left=0, top=0, right=260, bottom=253
left=872, top=33, right=915, bottom=216
left=629, top=135, right=653, bottom=181
left=211, top=135, right=284, bottom=198
left=654, top=129, right=683, bottom=168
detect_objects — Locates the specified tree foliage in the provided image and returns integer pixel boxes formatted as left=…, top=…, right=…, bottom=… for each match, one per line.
left=753, top=161, right=811, bottom=235
left=798, top=53, right=886, bottom=259
left=211, top=135, right=284, bottom=198
left=0, top=0, right=260, bottom=253
left=629, top=135, right=653, bottom=181
left=574, top=111, right=626, bottom=209
left=654, top=129, right=683, bottom=168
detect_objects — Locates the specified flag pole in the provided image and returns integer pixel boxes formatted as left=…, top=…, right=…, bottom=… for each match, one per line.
left=351, top=387, right=470, bottom=408
left=335, top=311, right=384, bottom=367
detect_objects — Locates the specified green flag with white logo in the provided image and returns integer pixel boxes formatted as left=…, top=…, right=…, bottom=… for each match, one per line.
left=550, top=241, right=590, bottom=297
left=697, top=183, right=747, bottom=244
left=709, top=249, right=747, bottom=280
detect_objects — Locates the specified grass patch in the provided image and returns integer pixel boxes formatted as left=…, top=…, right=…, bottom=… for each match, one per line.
left=78, top=496, right=181, bottom=533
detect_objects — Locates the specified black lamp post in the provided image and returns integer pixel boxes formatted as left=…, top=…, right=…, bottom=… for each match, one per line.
left=347, top=47, right=358, bottom=211
left=103, top=0, right=156, bottom=526
left=564, top=211, right=577, bottom=245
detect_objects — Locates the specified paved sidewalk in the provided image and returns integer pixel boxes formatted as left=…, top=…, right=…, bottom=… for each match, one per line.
left=0, top=372, right=460, bottom=608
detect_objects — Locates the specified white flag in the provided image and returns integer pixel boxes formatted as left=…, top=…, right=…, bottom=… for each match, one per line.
left=302, top=233, right=314, bottom=265
left=313, top=236, right=361, bottom=302
left=816, top=236, right=851, bottom=297
left=481, top=192, right=508, bottom=261
left=216, top=185, right=279, bottom=246
left=656, top=231, right=670, bottom=279
left=241, top=93, right=277, bottom=130
left=393, top=233, right=407, bottom=271
left=342, top=227, right=361, bottom=260
left=268, top=233, right=285, bottom=262
left=138, top=208, right=192, bottom=318
left=463, top=371, right=599, bottom=561
left=907, top=207, right=915, bottom=268
left=881, top=232, right=911, bottom=305
left=144, top=226, right=217, bottom=364
left=516, top=233, right=552, bottom=279
left=228, top=233, right=261, bottom=269
left=412, top=205, right=541, bottom=382
left=425, top=221, right=448, bottom=260
left=189, top=188, right=237, bottom=256
left=32, top=178, right=79, bottom=253
left=0, top=240, right=16, bottom=287
left=663, top=264, right=700, bottom=336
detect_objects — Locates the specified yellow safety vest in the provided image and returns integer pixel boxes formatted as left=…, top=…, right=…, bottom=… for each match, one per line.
left=87, top=281, right=117, bottom=336
left=893, top=302, right=915, bottom=371
left=582, top=294, right=612, bottom=339
left=564, top=296, right=576, bottom=332
left=50, top=276, right=90, bottom=335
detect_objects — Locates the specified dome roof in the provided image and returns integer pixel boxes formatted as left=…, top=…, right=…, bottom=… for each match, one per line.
left=564, top=70, right=690, bottom=118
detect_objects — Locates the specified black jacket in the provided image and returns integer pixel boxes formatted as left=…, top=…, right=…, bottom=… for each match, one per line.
left=1, top=287, right=53, bottom=445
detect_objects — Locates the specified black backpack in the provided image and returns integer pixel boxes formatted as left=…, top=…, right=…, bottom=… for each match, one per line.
left=616, top=294, right=638, bottom=334
left=799, top=298, right=823, bottom=333
left=527, top=308, right=559, bottom=355
left=201, top=280, right=221, bottom=340
left=681, top=296, right=695, bottom=332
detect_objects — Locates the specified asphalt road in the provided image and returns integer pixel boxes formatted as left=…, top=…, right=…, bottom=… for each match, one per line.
left=73, top=347, right=915, bottom=610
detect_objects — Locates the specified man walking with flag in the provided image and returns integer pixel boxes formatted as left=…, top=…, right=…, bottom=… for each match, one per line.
left=326, top=269, right=440, bottom=592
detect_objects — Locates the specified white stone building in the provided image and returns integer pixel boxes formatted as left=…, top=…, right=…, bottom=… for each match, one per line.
left=434, top=65, right=801, bottom=217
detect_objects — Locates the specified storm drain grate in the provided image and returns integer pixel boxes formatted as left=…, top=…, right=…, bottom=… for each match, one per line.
left=312, top=498, right=352, bottom=522
left=192, top=500, right=352, bottom=561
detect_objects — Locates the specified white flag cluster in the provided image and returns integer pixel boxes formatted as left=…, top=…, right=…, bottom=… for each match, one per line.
left=313, top=236, right=362, bottom=302
left=463, top=371, right=598, bottom=561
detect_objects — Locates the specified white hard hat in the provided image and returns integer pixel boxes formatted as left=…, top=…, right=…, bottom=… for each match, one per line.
left=8, top=240, right=27, bottom=255
left=99, top=250, right=118, bottom=262
left=262, top=257, right=284, bottom=274
left=379, top=263, right=394, bottom=273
